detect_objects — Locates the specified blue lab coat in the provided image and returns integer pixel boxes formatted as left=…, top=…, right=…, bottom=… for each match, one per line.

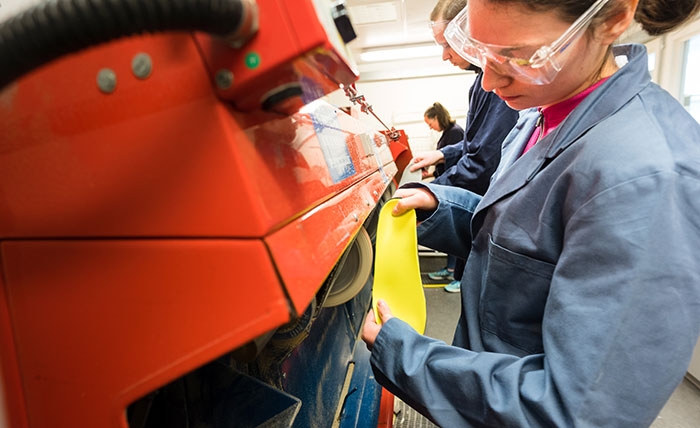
left=370, top=44, right=700, bottom=427
left=435, top=72, right=519, bottom=195
left=434, top=122, right=465, bottom=177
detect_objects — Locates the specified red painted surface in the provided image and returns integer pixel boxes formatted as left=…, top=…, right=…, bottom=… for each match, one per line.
left=1, top=239, right=290, bottom=428
left=266, top=168, right=396, bottom=314
left=0, top=35, right=388, bottom=240
left=377, top=389, right=395, bottom=428
left=381, top=129, right=413, bottom=184
left=195, top=0, right=358, bottom=111
left=0, top=274, right=29, bottom=428
left=0, top=2, right=400, bottom=427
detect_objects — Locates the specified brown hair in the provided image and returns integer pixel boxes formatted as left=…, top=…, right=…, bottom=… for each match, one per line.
left=636, top=0, right=700, bottom=35
left=431, top=0, right=468, bottom=21
left=486, top=0, right=700, bottom=36
left=425, top=102, right=456, bottom=131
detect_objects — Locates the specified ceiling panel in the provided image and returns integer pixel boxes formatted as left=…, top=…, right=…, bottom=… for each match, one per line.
left=346, top=0, right=436, bottom=59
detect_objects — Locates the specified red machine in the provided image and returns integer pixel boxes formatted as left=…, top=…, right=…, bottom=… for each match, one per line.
left=382, top=129, right=415, bottom=184
left=0, top=1, right=399, bottom=427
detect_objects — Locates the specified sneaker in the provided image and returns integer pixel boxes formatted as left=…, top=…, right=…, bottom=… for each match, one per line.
left=444, top=280, right=461, bottom=293
left=428, top=268, right=454, bottom=281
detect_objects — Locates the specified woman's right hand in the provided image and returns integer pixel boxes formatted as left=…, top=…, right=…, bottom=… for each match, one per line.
left=392, top=187, right=438, bottom=216
left=409, top=150, right=445, bottom=172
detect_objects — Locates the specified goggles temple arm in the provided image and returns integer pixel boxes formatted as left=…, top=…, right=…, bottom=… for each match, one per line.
left=533, top=0, right=613, bottom=62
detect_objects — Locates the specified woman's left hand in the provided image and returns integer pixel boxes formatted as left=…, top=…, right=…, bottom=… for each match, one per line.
left=361, top=299, right=394, bottom=350
left=392, top=187, right=438, bottom=216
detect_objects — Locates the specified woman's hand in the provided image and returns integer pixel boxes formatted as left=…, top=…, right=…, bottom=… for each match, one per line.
left=410, top=150, right=445, bottom=172
left=361, top=300, right=394, bottom=350
left=392, top=187, right=438, bottom=216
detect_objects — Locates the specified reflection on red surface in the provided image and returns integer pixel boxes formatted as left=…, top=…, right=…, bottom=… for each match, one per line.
left=382, top=129, right=413, bottom=184
left=0, top=2, right=397, bottom=426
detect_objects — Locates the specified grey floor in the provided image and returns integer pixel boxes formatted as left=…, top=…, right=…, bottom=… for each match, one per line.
left=651, top=378, right=700, bottom=428
left=394, top=254, right=700, bottom=428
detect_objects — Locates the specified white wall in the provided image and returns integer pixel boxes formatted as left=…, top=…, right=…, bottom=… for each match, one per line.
left=621, top=16, right=700, bottom=382
left=621, top=18, right=700, bottom=104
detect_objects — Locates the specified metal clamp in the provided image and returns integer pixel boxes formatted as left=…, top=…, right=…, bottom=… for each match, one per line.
left=341, top=83, right=398, bottom=138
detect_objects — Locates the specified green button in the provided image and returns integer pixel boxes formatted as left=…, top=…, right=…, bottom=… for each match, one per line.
left=245, top=52, right=261, bottom=69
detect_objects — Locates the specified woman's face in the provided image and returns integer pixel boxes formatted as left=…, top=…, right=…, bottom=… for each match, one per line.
left=468, top=0, right=612, bottom=109
left=424, top=116, right=441, bottom=131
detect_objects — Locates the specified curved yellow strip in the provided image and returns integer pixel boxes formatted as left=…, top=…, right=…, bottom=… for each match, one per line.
left=372, top=199, right=426, bottom=334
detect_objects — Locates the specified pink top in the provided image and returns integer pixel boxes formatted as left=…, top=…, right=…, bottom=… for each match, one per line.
left=522, top=77, right=610, bottom=155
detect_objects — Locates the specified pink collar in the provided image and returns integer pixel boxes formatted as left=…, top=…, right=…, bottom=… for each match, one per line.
left=522, top=77, right=610, bottom=155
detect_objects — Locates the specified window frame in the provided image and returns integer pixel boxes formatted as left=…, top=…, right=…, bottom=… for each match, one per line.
left=644, top=38, right=662, bottom=83
left=659, top=18, right=700, bottom=103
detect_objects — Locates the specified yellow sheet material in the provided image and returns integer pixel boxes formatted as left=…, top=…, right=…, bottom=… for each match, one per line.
left=372, top=199, right=426, bottom=334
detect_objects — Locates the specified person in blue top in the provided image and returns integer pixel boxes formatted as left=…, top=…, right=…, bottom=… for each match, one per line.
left=423, top=102, right=464, bottom=179
left=363, top=0, right=700, bottom=427
left=416, top=0, right=520, bottom=293
left=424, top=102, right=465, bottom=283
left=413, top=0, right=518, bottom=197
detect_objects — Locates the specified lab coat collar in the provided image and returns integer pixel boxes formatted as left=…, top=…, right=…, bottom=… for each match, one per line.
left=543, top=44, right=650, bottom=159
left=474, top=44, right=650, bottom=218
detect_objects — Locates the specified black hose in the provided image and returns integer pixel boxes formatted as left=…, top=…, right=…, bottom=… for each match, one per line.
left=0, top=0, right=252, bottom=89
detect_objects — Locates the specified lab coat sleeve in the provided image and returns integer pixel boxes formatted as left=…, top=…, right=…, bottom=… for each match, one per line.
left=434, top=99, right=519, bottom=195
left=401, top=182, right=481, bottom=259
left=371, top=172, right=700, bottom=427
left=439, top=141, right=464, bottom=169
left=435, top=127, right=466, bottom=177
left=371, top=319, right=550, bottom=427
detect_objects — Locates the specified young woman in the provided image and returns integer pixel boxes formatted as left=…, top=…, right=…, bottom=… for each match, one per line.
left=423, top=102, right=465, bottom=286
left=363, top=0, right=700, bottom=426
left=423, top=102, right=464, bottom=179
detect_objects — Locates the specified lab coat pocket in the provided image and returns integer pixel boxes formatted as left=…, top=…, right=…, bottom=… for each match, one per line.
left=480, top=236, right=555, bottom=354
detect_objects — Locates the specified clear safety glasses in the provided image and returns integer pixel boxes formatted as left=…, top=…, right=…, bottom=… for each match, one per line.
left=429, top=20, right=451, bottom=48
left=443, top=0, right=612, bottom=85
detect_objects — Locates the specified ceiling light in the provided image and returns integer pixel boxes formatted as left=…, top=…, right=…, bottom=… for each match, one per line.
left=348, top=2, right=399, bottom=25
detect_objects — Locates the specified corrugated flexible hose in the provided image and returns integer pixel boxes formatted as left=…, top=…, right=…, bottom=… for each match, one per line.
left=0, top=0, right=253, bottom=89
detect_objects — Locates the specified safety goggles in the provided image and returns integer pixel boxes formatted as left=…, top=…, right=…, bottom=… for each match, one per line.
left=443, top=0, right=612, bottom=85
left=429, top=20, right=451, bottom=48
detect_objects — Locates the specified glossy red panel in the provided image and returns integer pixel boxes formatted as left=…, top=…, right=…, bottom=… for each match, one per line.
left=1, top=239, right=290, bottom=428
left=382, top=129, right=414, bottom=183
left=195, top=0, right=358, bottom=110
left=0, top=273, right=29, bottom=428
left=378, top=389, right=395, bottom=428
left=0, top=35, right=390, bottom=239
left=265, top=169, right=396, bottom=313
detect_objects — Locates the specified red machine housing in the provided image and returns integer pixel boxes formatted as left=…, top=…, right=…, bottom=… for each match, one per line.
left=0, top=1, right=397, bottom=427
left=381, top=129, right=414, bottom=184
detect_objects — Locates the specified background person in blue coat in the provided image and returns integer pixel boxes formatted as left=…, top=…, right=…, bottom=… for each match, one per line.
left=412, top=0, right=519, bottom=196
left=423, top=102, right=464, bottom=179
left=363, top=0, right=700, bottom=427
left=423, top=102, right=465, bottom=283
left=414, top=0, right=520, bottom=293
